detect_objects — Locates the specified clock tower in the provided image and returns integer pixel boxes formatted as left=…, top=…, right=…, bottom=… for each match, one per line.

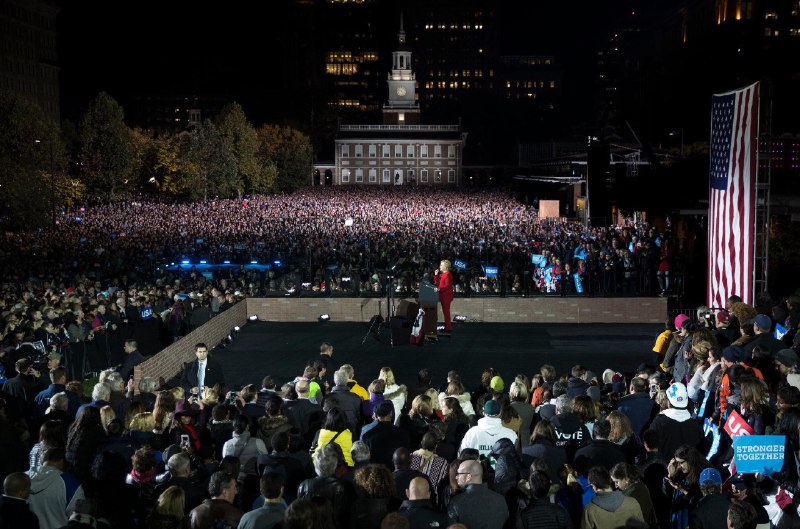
left=383, top=12, right=420, bottom=125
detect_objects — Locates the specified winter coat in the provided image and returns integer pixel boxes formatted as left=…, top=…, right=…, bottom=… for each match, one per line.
left=581, top=490, right=644, bottom=529
left=297, top=476, right=355, bottom=529
left=447, top=483, right=509, bottom=529
left=439, top=391, right=476, bottom=419
left=459, top=416, right=518, bottom=462
left=615, top=391, right=657, bottom=436
left=649, top=409, right=705, bottom=460
left=188, top=498, right=243, bottom=529
left=491, top=437, right=526, bottom=495
left=522, top=438, right=567, bottom=484
left=383, top=383, right=407, bottom=425
left=27, top=465, right=85, bottom=529
left=313, top=428, right=354, bottom=466
left=255, top=415, right=294, bottom=451
left=518, top=497, right=572, bottom=529
left=221, top=431, right=267, bottom=481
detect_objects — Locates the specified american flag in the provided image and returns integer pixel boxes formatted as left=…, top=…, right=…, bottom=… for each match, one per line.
left=708, top=82, right=759, bottom=308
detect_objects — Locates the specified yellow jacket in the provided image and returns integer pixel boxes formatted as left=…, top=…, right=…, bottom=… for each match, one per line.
left=314, top=428, right=354, bottom=466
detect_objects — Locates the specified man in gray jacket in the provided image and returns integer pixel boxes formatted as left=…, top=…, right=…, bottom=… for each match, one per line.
left=447, top=460, right=508, bottom=529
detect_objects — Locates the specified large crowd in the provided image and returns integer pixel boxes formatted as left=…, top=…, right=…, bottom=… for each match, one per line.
left=2, top=295, right=800, bottom=529
left=1, top=186, right=795, bottom=529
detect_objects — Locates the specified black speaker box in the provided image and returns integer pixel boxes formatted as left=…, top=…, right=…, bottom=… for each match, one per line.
left=390, top=316, right=411, bottom=346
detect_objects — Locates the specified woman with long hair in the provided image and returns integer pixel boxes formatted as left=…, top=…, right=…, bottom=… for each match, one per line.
left=66, top=406, right=106, bottom=482
left=400, top=394, right=439, bottom=450
left=439, top=379, right=475, bottom=420
left=379, top=367, right=407, bottom=425
left=521, top=419, right=567, bottom=485
left=29, top=419, right=66, bottom=472
left=439, top=397, right=470, bottom=460
left=738, top=376, right=772, bottom=435
left=152, top=390, right=176, bottom=435
left=606, top=410, right=643, bottom=464
left=665, top=444, right=709, bottom=529
left=350, top=464, right=398, bottom=529
left=312, top=407, right=353, bottom=467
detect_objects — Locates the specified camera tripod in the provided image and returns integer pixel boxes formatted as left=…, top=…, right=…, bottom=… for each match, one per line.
left=361, top=272, right=397, bottom=346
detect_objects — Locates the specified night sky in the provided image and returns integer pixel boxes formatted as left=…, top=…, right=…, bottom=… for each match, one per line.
left=55, top=0, right=628, bottom=126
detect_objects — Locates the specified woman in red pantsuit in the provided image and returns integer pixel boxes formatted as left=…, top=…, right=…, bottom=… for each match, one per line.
left=433, top=259, right=454, bottom=334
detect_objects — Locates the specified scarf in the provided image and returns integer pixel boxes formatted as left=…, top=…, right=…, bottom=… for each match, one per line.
left=130, top=466, right=158, bottom=484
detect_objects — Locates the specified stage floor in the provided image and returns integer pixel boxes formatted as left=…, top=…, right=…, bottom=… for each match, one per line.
left=211, top=321, right=663, bottom=392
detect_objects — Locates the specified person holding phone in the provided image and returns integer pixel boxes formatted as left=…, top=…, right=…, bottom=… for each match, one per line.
left=433, top=259, right=454, bottom=335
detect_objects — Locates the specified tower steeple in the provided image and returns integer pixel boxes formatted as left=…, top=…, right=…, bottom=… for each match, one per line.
left=384, top=11, right=419, bottom=124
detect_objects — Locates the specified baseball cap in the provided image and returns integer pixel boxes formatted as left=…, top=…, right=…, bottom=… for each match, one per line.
left=753, top=314, right=772, bottom=331
left=489, top=376, right=505, bottom=392
left=722, top=345, right=745, bottom=363
left=666, top=382, right=688, bottom=409
left=699, top=467, right=722, bottom=486
left=777, top=349, right=800, bottom=368
left=483, top=399, right=501, bottom=417
left=716, top=310, right=730, bottom=324
left=674, top=314, right=690, bottom=330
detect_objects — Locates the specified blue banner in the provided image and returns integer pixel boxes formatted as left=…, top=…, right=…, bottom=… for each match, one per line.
left=776, top=323, right=788, bottom=341
left=531, top=254, right=547, bottom=267
left=453, top=259, right=467, bottom=271
left=482, top=265, right=498, bottom=278
left=732, top=435, right=785, bottom=475
left=140, top=307, right=153, bottom=321
left=574, top=273, right=583, bottom=293
left=573, top=248, right=587, bottom=261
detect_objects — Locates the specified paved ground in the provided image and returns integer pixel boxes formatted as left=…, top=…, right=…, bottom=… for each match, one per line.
left=211, top=321, right=663, bottom=391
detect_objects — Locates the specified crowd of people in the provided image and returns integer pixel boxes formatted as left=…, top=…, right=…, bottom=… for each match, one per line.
left=0, top=290, right=800, bottom=528
left=1, top=187, right=687, bottom=301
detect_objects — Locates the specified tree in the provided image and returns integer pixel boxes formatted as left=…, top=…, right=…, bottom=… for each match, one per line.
left=217, top=102, right=266, bottom=195
left=181, top=120, right=238, bottom=201
left=153, top=133, right=185, bottom=196
left=0, top=90, right=66, bottom=228
left=78, top=92, right=134, bottom=200
left=256, top=124, right=313, bottom=193
left=130, top=127, right=158, bottom=192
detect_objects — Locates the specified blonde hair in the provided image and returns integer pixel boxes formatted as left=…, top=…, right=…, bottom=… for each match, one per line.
left=410, top=394, right=433, bottom=418
left=129, top=411, right=156, bottom=432
left=378, top=367, right=396, bottom=387
left=100, top=405, right=116, bottom=433
left=170, top=386, right=185, bottom=401
left=440, top=260, right=452, bottom=271
left=153, top=485, right=185, bottom=519
left=607, top=410, right=633, bottom=443
left=424, top=388, right=440, bottom=410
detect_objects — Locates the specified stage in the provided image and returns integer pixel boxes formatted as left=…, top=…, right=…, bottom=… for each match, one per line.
left=209, top=321, right=662, bottom=392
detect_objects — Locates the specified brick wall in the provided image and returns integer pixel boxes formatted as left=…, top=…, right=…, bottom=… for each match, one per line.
left=246, top=297, right=666, bottom=324
left=132, top=301, right=247, bottom=391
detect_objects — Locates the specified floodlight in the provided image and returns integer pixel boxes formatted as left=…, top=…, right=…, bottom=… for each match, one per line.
left=319, top=314, right=331, bottom=322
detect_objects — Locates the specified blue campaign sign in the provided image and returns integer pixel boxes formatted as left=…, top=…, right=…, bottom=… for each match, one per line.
left=531, top=254, right=547, bottom=267
left=140, top=306, right=154, bottom=321
left=574, top=273, right=584, bottom=293
left=453, top=259, right=467, bottom=270
left=573, top=248, right=587, bottom=260
left=776, top=323, right=788, bottom=341
left=482, top=265, right=499, bottom=278
left=732, top=435, right=786, bottom=475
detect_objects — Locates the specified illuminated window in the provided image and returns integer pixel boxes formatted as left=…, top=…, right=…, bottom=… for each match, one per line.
left=421, top=145, right=428, bottom=158
left=382, top=145, right=390, bottom=157
left=434, top=170, right=442, bottom=183
left=765, top=11, right=778, bottom=20
left=407, top=169, right=415, bottom=182
left=341, top=169, right=350, bottom=183
left=369, top=145, right=376, bottom=157
left=434, top=145, right=442, bottom=158
left=407, top=145, right=414, bottom=157
left=421, top=169, right=428, bottom=183
left=355, top=169, right=363, bottom=182
left=382, top=169, right=390, bottom=183
left=550, top=81, right=556, bottom=88
left=448, top=170, right=455, bottom=183
left=355, top=145, right=363, bottom=157
left=326, top=64, right=340, bottom=75
left=394, top=145, right=402, bottom=157
left=342, top=145, right=349, bottom=157
left=448, top=145, right=455, bottom=158
left=342, top=64, right=357, bottom=75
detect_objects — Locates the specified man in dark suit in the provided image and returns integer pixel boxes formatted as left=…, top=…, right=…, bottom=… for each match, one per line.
left=180, top=343, right=225, bottom=398
left=283, top=379, right=324, bottom=446
left=362, top=401, right=411, bottom=470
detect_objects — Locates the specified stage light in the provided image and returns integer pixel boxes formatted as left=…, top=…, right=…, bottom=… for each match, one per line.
left=319, top=314, right=331, bottom=322
left=223, top=260, right=231, bottom=264
left=454, top=315, right=467, bottom=322
left=248, top=315, right=258, bottom=321
left=233, top=326, right=240, bottom=333
left=199, top=260, right=207, bottom=264
left=274, top=259, right=281, bottom=266
left=181, top=259, right=190, bottom=265
left=250, top=260, right=258, bottom=264
left=437, top=325, right=445, bottom=332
